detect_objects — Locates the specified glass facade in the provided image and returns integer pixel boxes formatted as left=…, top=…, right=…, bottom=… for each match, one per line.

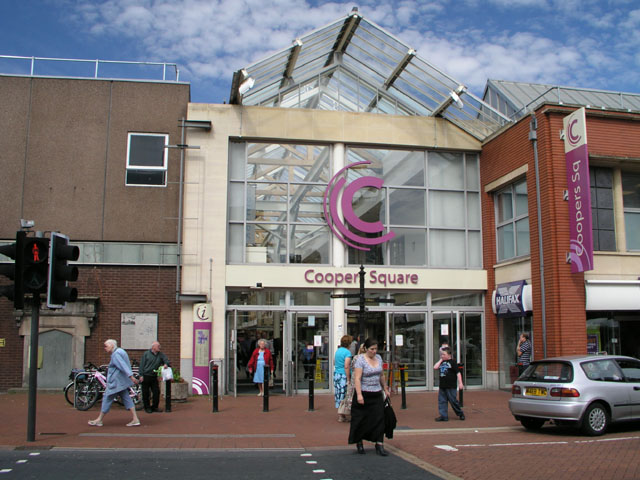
left=229, top=142, right=482, bottom=268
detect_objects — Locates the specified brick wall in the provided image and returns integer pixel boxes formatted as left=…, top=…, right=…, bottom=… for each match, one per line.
left=481, top=106, right=640, bottom=367
left=0, top=265, right=179, bottom=391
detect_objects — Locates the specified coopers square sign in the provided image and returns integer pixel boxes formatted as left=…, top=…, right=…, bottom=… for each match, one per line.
left=563, top=107, right=593, bottom=273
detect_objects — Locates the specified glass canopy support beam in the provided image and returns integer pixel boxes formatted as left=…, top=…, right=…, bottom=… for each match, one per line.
left=280, top=39, right=303, bottom=90
left=325, top=9, right=361, bottom=67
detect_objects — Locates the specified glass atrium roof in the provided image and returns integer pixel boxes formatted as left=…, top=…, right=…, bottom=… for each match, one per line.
left=229, top=9, right=510, bottom=141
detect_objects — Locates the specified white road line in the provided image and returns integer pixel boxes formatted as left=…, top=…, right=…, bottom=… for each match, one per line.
left=450, top=436, right=640, bottom=450
left=300, top=453, right=312, bottom=456
left=0, top=469, right=12, bottom=474
left=306, top=460, right=318, bottom=464
left=28, top=453, right=40, bottom=456
left=16, top=460, right=28, bottom=464
left=312, top=469, right=326, bottom=473
left=435, top=445, right=459, bottom=451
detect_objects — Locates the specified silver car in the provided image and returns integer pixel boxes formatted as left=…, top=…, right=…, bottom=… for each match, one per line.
left=509, top=355, right=640, bottom=435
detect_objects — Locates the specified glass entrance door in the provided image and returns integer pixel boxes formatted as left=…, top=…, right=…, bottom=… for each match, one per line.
left=227, top=310, right=286, bottom=395
left=432, top=311, right=483, bottom=388
left=390, top=313, right=426, bottom=387
left=226, top=310, right=237, bottom=396
left=294, top=312, right=330, bottom=391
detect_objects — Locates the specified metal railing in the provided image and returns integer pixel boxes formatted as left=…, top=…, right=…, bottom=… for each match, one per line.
left=0, top=55, right=181, bottom=82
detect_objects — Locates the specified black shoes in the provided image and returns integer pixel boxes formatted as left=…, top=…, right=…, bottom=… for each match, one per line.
left=152, top=407, right=163, bottom=413
left=459, top=414, right=465, bottom=421
left=145, top=408, right=153, bottom=414
left=434, top=416, right=448, bottom=422
left=375, top=444, right=388, bottom=456
left=356, top=442, right=365, bottom=454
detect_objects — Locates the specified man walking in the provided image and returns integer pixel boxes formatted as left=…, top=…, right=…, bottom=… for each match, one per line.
left=139, top=341, right=170, bottom=413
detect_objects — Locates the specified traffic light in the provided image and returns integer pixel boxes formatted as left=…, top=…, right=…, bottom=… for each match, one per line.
left=0, top=231, right=25, bottom=309
left=47, top=232, right=79, bottom=309
left=22, top=237, right=49, bottom=295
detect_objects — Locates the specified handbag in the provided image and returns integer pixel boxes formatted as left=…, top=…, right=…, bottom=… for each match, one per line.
left=383, top=396, right=397, bottom=439
left=337, top=380, right=355, bottom=416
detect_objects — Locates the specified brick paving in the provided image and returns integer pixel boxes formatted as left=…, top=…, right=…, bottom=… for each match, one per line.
left=1, top=390, right=639, bottom=479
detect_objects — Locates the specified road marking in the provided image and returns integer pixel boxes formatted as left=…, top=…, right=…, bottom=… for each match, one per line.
left=306, top=460, right=318, bottom=464
left=312, top=469, right=326, bottom=473
left=28, top=453, right=40, bottom=456
left=450, top=436, right=640, bottom=450
left=16, top=460, right=28, bottom=464
left=435, top=445, right=459, bottom=451
left=300, top=453, right=312, bottom=456
left=0, top=469, right=12, bottom=474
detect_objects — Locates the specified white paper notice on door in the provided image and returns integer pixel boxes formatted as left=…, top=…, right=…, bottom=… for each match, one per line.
left=314, top=335, right=322, bottom=347
left=441, top=324, right=449, bottom=336
left=395, top=334, right=403, bottom=346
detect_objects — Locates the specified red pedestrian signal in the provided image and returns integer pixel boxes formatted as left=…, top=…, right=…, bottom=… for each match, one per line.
left=22, top=237, right=49, bottom=294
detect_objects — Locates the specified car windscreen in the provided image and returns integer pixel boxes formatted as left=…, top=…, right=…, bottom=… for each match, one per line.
left=519, top=362, right=573, bottom=382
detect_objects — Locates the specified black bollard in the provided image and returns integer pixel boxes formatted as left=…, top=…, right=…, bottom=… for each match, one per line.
left=165, top=379, right=172, bottom=412
left=263, top=365, right=269, bottom=412
left=211, top=365, right=219, bottom=413
left=308, top=377, right=314, bottom=412
left=400, top=364, right=407, bottom=410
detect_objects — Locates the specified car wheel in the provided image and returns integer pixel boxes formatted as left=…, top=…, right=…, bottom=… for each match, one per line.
left=520, top=416, right=546, bottom=430
left=581, top=402, right=609, bottom=436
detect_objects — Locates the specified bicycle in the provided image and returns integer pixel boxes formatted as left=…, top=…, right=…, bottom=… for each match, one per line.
left=63, top=366, right=92, bottom=406
left=74, top=363, right=143, bottom=411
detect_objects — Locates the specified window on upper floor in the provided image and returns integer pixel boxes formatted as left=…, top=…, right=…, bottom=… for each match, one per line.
left=590, top=167, right=616, bottom=251
left=495, top=178, right=529, bottom=262
left=622, top=171, right=640, bottom=251
left=126, top=133, right=168, bottom=187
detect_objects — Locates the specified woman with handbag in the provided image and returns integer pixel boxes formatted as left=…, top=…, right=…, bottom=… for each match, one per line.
left=334, top=335, right=353, bottom=422
left=348, top=338, right=390, bottom=456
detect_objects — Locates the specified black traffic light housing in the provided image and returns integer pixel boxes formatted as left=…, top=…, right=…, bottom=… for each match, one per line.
left=22, top=237, right=50, bottom=295
left=0, top=231, right=26, bottom=309
left=47, top=232, right=79, bottom=309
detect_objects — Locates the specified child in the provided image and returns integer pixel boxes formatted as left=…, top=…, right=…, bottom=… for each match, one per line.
left=433, top=346, right=465, bottom=422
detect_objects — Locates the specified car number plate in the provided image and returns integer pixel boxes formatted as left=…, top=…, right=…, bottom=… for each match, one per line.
left=526, top=387, right=547, bottom=396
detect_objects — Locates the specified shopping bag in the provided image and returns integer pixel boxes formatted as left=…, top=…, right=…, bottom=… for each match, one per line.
left=338, top=381, right=354, bottom=415
left=161, top=366, right=174, bottom=381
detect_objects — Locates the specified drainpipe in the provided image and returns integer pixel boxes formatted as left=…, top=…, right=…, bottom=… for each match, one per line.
left=529, top=113, right=547, bottom=358
left=176, top=118, right=186, bottom=302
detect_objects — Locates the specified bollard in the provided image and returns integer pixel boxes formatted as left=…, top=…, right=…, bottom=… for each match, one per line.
left=400, top=364, right=407, bottom=410
left=211, top=364, right=219, bottom=413
left=165, top=379, right=172, bottom=412
left=263, top=365, right=269, bottom=412
left=308, top=377, right=314, bottom=411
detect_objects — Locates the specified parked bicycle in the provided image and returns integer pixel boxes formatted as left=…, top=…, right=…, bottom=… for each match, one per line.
left=74, top=362, right=143, bottom=411
left=63, top=366, right=93, bottom=406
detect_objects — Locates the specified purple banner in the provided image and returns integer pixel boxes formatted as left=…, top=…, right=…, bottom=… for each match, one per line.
left=192, top=322, right=211, bottom=395
left=565, top=143, right=593, bottom=272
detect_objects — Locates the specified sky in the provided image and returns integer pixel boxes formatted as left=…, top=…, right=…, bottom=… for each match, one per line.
left=1, top=0, right=639, bottom=104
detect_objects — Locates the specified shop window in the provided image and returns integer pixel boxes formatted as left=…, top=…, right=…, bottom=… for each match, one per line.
left=590, top=167, right=615, bottom=251
left=125, top=133, right=168, bottom=186
left=495, top=179, right=529, bottom=262
left=622, top=171, right=640, bottom=251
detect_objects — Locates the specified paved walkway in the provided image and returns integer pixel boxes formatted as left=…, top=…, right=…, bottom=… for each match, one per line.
left=0, top=390, right=515, bottom=447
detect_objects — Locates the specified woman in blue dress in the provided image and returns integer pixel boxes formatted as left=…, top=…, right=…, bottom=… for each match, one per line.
left=334, top=335, right=353, bottom=422
left=248, top=339, right=275, bottom=396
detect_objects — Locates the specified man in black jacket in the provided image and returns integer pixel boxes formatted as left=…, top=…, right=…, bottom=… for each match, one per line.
left=139, top=341, right=170, bottom=413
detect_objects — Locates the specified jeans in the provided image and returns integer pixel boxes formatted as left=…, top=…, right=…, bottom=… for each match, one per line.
left=438, top=388, right=463, bottom=419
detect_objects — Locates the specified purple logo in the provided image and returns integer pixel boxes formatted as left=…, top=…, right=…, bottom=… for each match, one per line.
left=323, top=161, right=395, bottom=251
left=567, top=119, right=582, bottom=146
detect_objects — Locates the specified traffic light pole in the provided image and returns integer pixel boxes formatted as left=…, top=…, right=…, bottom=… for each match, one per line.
left=27, top=294, right=40, bottom=442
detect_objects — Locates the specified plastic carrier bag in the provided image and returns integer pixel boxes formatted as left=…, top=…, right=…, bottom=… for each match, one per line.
left=161, top=366, right=174, bottom=381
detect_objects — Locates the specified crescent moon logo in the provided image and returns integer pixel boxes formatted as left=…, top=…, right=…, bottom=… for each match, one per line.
left=323, top=161, right=395, bottom=251
left=568, top=118, right=582, bottom=146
